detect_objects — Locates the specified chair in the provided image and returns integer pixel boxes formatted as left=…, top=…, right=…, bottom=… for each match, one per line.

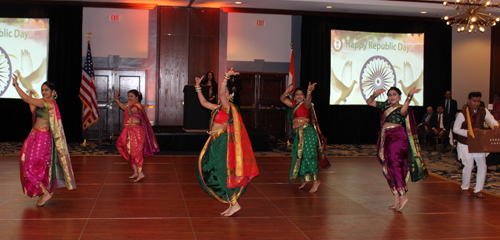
left=433, top=135, right=444, bottom=150
left=417, top=121, right=431, bottom=146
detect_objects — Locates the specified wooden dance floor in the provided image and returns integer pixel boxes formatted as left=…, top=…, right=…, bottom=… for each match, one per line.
left=2, top=154, right=500, bottom=239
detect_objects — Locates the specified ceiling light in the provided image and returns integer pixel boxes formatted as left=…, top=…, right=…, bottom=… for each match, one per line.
left=235, top=2, right=242, bottom=4
left=421, top=11, right=427, bottom=14
left=442, top=0, right=500, bottom=33
left=326, top=6, right=333, bottom=9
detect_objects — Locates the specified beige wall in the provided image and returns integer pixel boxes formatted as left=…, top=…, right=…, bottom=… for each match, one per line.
left=452, top=29, right=491, bottom=107
left=82, top=8, right=149, bottom=58
left=228, top=13, right=291, bottom=62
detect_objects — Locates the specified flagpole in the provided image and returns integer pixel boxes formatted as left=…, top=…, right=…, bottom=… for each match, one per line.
left=287, top=42, right=294, bottom=147
left=81, top=32, right=93, bottom=147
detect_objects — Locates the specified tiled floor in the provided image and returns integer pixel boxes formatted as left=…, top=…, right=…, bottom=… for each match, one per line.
left=2, top=154, right=500, bottom=239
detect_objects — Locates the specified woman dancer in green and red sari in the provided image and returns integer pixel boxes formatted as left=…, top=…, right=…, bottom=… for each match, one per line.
left=366, top=86, right=428, bottom=211
left=13, top=76, right=77, bottom=207
left=115, top=90, right=159, bottom=182
left=280, top=83, right=330, bottom=193
left=195, top=68, right=259, bottom=217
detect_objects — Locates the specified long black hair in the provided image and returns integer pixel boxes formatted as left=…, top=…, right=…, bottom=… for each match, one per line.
left=201, top=71, right=217, bottom=86
left=128, top=89, right=143, bottom=102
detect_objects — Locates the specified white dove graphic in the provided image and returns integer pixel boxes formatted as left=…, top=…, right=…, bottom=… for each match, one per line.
left=397, top=62, right=423, bottom=105
left=331, top=61, right=358, bottom=104
left=14, top=50, right=47, bottom=98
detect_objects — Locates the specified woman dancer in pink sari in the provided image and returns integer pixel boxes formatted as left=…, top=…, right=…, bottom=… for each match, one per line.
left=13, top=76, right=77, bottom=206
left=115, top=90, right=159, bottom=182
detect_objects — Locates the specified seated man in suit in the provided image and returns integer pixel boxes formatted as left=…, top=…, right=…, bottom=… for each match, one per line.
left=418, top=106, right=434, bottom=144
left=427, top=104, right=451, bottom=152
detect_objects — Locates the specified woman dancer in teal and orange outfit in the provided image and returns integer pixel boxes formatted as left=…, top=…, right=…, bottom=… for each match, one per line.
left=195, top=69, right=259, bottom=217
left=13, top=75, right=77, bottom=206
left=280, top=83, right=330, bottom=193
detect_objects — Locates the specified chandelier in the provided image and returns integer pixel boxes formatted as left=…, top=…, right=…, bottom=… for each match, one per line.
left=443, top=0, right=500, bottom=33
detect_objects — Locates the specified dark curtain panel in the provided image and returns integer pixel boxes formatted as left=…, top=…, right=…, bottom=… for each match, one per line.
left=491, top=26, right=500, bottom=103
left=0, top=4, right=83, bottom=142
left=301, top=15, right=452, bottom=144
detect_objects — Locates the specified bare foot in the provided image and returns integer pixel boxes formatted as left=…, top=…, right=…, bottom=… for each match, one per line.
left=129, top=173, right=138, bottom=179
left=309, top=180, right=321, bottom=193
left=397, top=196, right=409, bottom=212
left=298, top=182, right=307, bottom=190
left=223, top=202, right=241, bottom=217
left=389, top=195, right=399, bottom=210
left=220, top=203, right=232, bottom=216
left=37, top=192, right=52, bottom=207
left=134, top=172, right=145, bottom=182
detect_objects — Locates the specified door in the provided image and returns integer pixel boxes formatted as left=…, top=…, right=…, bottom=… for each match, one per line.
left=84, top=69, right=146, bottom=141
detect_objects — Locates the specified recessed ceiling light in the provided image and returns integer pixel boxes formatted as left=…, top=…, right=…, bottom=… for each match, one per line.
left=235, top=1, right=242, bottom=4
left=421, top=11, right=427, bottom=14
left=326, top=6, right=333, bottom=9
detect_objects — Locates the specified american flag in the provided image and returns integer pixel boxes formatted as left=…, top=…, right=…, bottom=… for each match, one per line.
left=79, top=42, right=99, bottom=129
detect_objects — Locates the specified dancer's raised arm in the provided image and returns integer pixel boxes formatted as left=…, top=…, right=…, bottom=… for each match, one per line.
left=366, top=89, right=386, bottom=107
left=400, top=87, right=421, bottom=116
left=304, top=82, right=317, bottom=109
left=12, top=74, right=45, bottom=108
left=195, top=76, right=216, bottom=110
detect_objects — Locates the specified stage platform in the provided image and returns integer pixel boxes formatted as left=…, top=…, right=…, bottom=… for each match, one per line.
left=2, top=154, right=500, bottom=239
left=152, top=126, right=271, bottom=152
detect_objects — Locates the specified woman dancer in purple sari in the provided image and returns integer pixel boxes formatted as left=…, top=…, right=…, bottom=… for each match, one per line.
left=367, top=87, right=428, bottom=211
left=12, top=76, right=77, bottom=206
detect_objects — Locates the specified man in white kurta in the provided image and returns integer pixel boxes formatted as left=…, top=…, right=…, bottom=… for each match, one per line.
left=453, top=92, right=499, bottom=198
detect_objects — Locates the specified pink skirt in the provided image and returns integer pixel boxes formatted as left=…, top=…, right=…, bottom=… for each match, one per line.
left=20, top=127, right=53, bottom=197
left=117, top=124, right=146, bottom=173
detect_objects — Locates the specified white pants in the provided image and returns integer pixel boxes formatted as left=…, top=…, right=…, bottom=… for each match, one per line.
left=457, top=142, right=488, bottom=193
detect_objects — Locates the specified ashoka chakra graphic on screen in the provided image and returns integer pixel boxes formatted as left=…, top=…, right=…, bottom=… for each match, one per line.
left=0, top=46, right=12, bottom=97
left=359, top=55, right=396, bottom=101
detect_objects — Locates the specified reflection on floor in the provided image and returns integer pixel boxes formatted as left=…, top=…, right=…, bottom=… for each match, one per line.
left=2, top=141, right=500, bottom=195
left=1, top=154, right=500, bottom=239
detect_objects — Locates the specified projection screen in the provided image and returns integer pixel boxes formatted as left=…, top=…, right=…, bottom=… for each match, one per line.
left=0, top=18, right=49, bottom=99
left=330, top=30, right=424, bottom=106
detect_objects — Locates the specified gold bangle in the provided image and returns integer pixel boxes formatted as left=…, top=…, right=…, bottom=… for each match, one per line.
left=307, top=90, right=312, bottom=94
left=284, top=92, right=289, bottom=97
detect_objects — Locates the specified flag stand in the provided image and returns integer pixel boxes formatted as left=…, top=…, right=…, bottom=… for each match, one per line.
left=81, top=128, right=90, bottom=146
left=81, top=139, right=89, bottom=146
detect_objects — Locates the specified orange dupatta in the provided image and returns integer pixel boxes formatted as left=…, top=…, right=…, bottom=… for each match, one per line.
left=226, top=103, right=259, bottom=188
